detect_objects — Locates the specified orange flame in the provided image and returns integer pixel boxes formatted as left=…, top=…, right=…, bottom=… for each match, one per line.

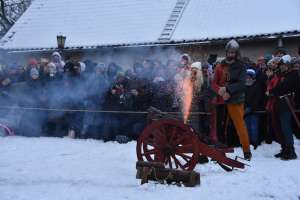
left=182, top=78, right=193, bottom=124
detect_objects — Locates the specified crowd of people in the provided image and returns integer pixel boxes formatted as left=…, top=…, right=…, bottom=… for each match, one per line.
left=0, top=40, right=300, bottom=161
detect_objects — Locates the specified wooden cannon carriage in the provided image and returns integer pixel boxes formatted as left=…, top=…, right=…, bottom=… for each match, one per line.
left=136, top=107, right=247, bottom=186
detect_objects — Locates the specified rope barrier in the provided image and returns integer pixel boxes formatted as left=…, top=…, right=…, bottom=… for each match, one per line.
left=0, top=105, right=299, bottom=115
left=0, top=106, right=210, bottom=115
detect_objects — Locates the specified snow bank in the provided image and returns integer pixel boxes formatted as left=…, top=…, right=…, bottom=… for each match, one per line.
left=0, top=137, right=300, bottom=200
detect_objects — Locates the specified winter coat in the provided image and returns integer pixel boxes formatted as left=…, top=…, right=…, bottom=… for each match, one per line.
left=270, top=70, right=300, bottom=112
left=151, top=80, right=173, bottom=111
left=131, top=78, right=153, bottom=111
left=212, top=60, right=246, bottom=104
left=84, top=74, right=109, bottom=109
left=200, top=75, right=214, bottom=102
left=50, top=55, right=65, bottom=73
left=245, top=81, right=264, bottom=112
left=25, top=79, right=45, bottom=107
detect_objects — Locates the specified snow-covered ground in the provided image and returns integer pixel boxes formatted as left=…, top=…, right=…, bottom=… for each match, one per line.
left=0, top=137, right=300, bottom=200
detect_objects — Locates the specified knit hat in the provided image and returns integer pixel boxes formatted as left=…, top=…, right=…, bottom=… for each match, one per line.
left=191, top=62, right=202, bottom=70
left=28, top=58, right=38, bottom=66
left=280, top=54, right=292, bottom=65
left=246, top=69, right=256, bottom=78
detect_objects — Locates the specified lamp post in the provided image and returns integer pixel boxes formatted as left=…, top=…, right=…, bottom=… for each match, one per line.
left=56, top=34, right=66, bottom=52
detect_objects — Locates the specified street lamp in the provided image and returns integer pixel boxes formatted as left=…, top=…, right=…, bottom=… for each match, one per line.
left=56, top=34, right=66, bottom=50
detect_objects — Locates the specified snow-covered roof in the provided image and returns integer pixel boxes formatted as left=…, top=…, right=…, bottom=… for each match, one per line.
left=1, top=0, right=300, bottom=51
left=172, top=0, right=300, bottom=42
left=0, top=0, right=177, bottom=50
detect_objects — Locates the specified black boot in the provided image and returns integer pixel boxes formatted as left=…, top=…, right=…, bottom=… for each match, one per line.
left=198, top=155, right=209, bottom=164
left=274, top=146, right=286, bottom=158
left=253, top=144, right=259, bottom=150
left=281, top=146, right=297, bottom=160
left=243, top=151, right=252, bottom=161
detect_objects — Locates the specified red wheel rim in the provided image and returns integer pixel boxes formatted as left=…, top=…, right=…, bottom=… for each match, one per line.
left=137, top=119, right=199, bottom=171
left=0, top=123, right=14, bottom=136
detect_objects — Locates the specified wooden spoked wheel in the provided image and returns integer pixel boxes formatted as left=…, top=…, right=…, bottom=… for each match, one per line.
left=0, top=123, right=14, bottom=137
left=137, top=119, right=199, bottom=171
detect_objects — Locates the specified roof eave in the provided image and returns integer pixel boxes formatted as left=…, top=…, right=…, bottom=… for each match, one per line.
left=3, top=31, right=300, bottom=54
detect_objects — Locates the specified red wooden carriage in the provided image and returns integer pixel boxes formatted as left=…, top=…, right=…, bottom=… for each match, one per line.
left=136, top=109, right=246, bottom=172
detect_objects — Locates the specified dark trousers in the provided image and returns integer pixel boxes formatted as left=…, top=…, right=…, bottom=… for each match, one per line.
left=270, top=111, right=284, bottom=145
left=279, top=111, right=294, bottom=146
left=245, top=110, right=259, bottom=145
left=216, top=104, right=227, bottom=144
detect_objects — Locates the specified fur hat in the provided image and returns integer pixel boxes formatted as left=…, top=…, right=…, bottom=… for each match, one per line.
left=52, top=51, right=61, bottom=58
left=181, top=53, right=191, bottom=63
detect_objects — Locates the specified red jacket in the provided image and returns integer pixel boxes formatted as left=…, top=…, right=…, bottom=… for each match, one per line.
left=266, top=75, right=281, bottom=112
left=211, top=63, right=229, bottom=104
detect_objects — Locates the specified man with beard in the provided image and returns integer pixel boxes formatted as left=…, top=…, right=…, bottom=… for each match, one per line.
left=212, top=39, right=251, bottom=161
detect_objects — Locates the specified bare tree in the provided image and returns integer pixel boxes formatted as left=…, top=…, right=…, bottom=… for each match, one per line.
left=0, top=0, right=32, bottom=36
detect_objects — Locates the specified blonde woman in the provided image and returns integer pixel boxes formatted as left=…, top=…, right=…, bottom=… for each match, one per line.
left=188, top=62, right=204, bottom=134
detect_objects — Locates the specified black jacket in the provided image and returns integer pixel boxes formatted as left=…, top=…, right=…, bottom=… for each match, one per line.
left=245, top=80, right=265, bottom=112
left=270, top=70, right=300, bottom=112
left=223, top=60, right=246, bottom=103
